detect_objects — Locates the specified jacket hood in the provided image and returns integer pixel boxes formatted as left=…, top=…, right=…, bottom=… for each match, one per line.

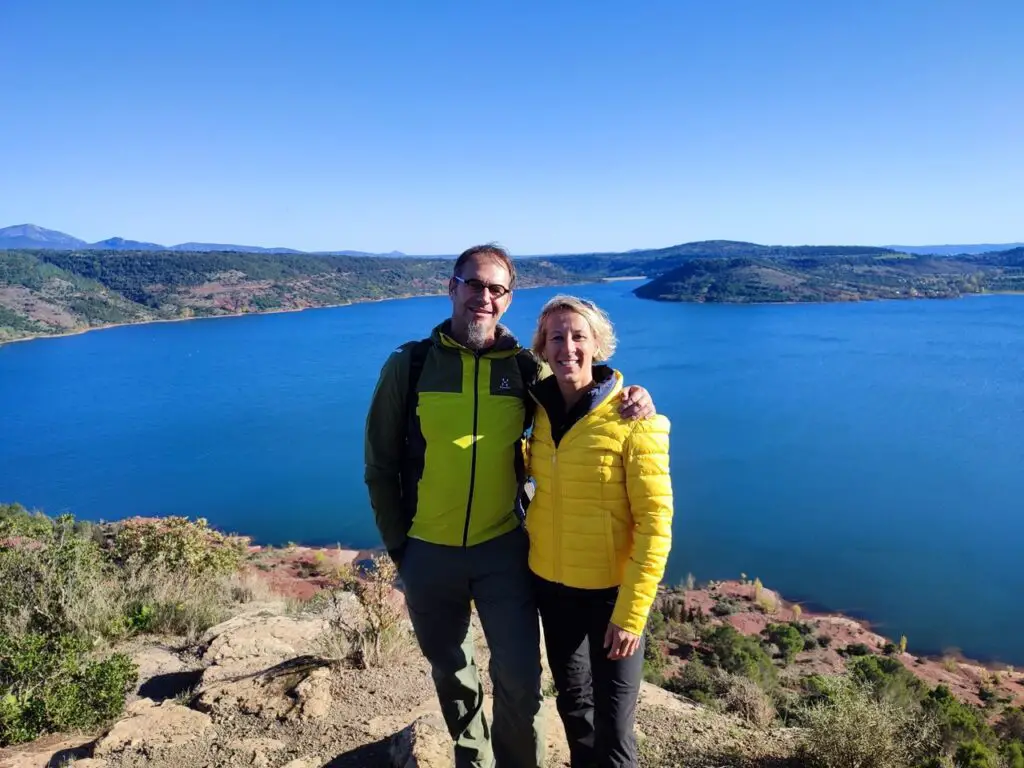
left=533, top=364, right=622, bottom=418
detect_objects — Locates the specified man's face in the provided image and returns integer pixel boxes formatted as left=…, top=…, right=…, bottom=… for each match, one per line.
left=449, top=255, right=513, bottom=347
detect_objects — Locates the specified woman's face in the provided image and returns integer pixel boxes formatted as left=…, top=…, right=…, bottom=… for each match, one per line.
left=543, top=309, right=597, bottom=391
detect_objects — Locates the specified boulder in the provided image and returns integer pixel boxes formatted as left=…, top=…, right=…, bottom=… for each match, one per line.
left=92, top=698, right=213, bottom=756
left=389, top=713, right=453, bottom=768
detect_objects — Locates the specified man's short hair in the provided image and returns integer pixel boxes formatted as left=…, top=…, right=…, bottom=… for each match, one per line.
left=453, top=244, right=517, bottom=289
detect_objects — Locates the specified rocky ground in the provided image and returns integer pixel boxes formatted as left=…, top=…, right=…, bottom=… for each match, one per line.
left=2, top=545, right=1019, bottom=768
left=0, top=594, right=797, bottom=768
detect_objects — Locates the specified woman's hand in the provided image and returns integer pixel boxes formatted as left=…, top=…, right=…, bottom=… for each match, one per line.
left=603, top=622, right=642, bottom=660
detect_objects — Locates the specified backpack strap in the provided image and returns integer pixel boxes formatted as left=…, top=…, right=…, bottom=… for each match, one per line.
left=513, top=348, right=539, bottom=435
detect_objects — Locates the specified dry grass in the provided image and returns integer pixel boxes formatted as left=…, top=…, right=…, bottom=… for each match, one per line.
left=723, top=673, right=777, bottom=729
left=796, top=676, right=937, bottom=768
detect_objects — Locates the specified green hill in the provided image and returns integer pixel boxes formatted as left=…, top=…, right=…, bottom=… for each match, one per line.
left=3, top=242, right=1023, bottom=343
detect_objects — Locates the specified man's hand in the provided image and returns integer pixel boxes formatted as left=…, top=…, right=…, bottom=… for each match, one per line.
left=618, top=385, right=656, bottom=420
left=603, top=622, right=642, bottom=660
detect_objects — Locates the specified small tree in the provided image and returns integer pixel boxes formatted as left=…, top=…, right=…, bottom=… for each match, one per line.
left=899, top=635, right=908, bottom=654
left=324, top=554, right=411, bottom=669
left=792, top=604, right=803, bottom=621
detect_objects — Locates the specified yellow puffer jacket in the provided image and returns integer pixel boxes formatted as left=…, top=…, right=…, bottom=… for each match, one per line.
left=525, top=367, right=673, bottom=635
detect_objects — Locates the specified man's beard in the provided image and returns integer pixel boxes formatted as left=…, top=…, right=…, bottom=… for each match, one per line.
left=464, top=320, right=490, bottom=351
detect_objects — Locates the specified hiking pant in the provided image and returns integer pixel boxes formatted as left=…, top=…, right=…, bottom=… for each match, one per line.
left=534, top=575, right=644, bottom=768
left=401, top=527, right=545, bottom=768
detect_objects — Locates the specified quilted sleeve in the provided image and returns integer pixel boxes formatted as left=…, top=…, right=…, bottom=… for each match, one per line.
left=611, top=414, right=674, bottom=635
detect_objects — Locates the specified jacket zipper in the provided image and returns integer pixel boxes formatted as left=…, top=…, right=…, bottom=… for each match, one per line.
left=552, top=450, right=561, bottom=581
left=461, top=354, right=481, bottom=547
left=545, top=391, right=610, bottom=582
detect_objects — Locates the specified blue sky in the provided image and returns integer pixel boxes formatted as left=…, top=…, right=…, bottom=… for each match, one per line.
left=1, top=1, right=1021, bottom=254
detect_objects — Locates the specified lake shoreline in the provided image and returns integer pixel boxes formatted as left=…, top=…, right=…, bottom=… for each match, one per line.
left=0, top=278, right=619, bottom=348
left=0, top=290, right=451, bottom=349
left=5, top=282, right=1019, bottom=349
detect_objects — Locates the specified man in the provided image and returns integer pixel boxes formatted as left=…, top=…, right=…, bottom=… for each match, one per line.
left=364, top=244, right=654, bottom=768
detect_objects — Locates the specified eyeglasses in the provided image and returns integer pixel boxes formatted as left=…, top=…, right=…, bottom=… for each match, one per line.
left=453, top=275, right=511, bottom=299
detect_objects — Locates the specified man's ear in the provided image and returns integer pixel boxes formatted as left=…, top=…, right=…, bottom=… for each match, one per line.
left=448, top=277, right=458, bottom=298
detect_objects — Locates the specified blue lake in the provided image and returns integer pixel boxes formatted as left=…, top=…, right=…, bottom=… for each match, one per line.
left=2, top=282, right=1023, bottom=663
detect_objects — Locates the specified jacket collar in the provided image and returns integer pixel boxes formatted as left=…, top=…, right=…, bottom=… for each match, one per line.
left=533, top=364, right=622, bottom=419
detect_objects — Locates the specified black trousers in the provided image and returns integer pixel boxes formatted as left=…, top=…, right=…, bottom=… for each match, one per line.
left=533, top=575, right=644, bottom=768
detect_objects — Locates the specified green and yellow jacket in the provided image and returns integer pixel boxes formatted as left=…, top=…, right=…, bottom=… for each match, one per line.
left=364, top=320, right=539, bottom=555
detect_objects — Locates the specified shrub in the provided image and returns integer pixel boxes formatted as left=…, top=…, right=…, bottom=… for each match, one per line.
left=0, top=632, right=137, bottom=746
left=702, top=624, right=777, bottom=689
left=666, top=658, right=723, bottom=702
left=115, top=563, right=255, bottom=641
left=110, top=516, right=247, bottom=577
left=849, top=654, right=927, bottom=712
left=844, top=643, right=873, bottom=657
left=795, top=676, right=937, bottom=768
left=642, top=626, right=668, bottom=685
left=0, top=514, right=122, bottom=641
left=954, top=739, right=998, bottom=768
left=1001, top=741, right=1024, bottom=768
left=721, top=673, right=776, bottom=728
left=0, top=503, right=53, bottom=540
left=923, top=684, right=993, bottom=752
left=321, top=554, right=412, bottom=669
left=646, top=607, right=667, bottom=640
left=711, top=599, right=737, bottom=617
left=764, top=623, right=804, bottom=665
left=997, top=708, right=1024, bottom=743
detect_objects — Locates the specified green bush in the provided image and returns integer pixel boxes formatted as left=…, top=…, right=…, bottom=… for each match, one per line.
left=1001, top=741, right=1024, bottom=768
left=844, top=643, right=873, bottom=657
left=849, top=655, right=927, bottom=712
left=667, top=658, right=723, bottom=702
left=0, top=503, right=53, bottom=540
left=702, top=624, right=777, bottom=689
left=764, top=622, right=805, bottom=665
left=642, top=627, right=668, bottom=685
left=923, top=685, right=993, bottom=752
left=0, top=514, right=122, bottom=640
left=0, top=632, right=137, bottom=746
left=953, top=739, right=998, bottom=768
left=110, top=516, right=248, bottom=576
left=795, top=676, right=937, bottom=768
left=711, top=598, right=738, bottom=617
left=997, top=708, right=1024, bottom=743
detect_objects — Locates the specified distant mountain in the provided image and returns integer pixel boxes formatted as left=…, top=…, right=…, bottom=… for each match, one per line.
left=0, top=223, right=386, bottom=255
left=89, top=237, right=165, bottom=251
left=0, top=224, right=87, bottom=250
left=885, top=243, right=1024, bottom=256
left=167, top=242, right=304, bottom=254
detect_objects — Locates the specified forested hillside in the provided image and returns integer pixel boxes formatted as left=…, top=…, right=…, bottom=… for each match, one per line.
left=3, top=243, right=1023, bottom=343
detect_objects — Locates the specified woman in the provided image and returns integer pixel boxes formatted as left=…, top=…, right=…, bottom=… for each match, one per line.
left=526, top=295, right=673, bottom=768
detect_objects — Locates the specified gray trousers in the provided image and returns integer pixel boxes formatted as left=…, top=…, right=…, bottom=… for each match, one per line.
left=400, top=528, right=545, bottom=768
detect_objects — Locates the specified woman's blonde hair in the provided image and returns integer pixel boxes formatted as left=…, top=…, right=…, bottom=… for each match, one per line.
left=532, top=295, right=617, bottom=362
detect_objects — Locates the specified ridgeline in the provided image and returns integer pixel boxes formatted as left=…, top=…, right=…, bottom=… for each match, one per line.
left=2, top=241, right=1023, bottom=343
